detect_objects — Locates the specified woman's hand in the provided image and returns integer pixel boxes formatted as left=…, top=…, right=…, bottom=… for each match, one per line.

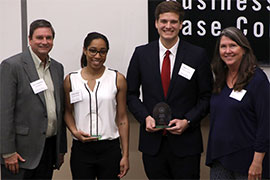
left=73, top=130, right=98, bottom=142
left=118, top=156, right=129, bottom=178
left=248, top=152, right=265, bottom=180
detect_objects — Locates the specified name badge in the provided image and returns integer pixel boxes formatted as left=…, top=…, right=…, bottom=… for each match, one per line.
left=178, top=63, right=195, bottom=80
left=30, top=79, right=48, bottom=94
left=70, top=90, right=83, bottom=104
left=229, top=89, right=247, bottom=101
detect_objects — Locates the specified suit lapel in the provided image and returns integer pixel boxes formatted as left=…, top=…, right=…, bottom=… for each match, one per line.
left=167, top=40, right=186, bottom=98
left=22, top=49, right=46, bottom=106
left=151, top=41, right=165, bottom=99
left=49, top=60, right=61, bottom=118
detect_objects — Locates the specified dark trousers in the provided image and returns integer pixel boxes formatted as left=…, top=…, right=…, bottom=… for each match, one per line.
left=1, top=136, right=56, bottom=180
left=142, top=136, right=201, bottom=180
left=70, top=138, right=121, bottom=180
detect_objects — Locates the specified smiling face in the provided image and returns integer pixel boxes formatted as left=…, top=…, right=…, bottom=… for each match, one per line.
left=155, top=12, right=182, bottom=46
left=29, top=27, right=54, bottom=61
left=219, top=36, right=245, bottom=69
left=83, top=38, right=108, bottom=70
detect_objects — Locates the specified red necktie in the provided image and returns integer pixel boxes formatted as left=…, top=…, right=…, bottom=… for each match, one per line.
left=161, top=50, right=171, bottom=97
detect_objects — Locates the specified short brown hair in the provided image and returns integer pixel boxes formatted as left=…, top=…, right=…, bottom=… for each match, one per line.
left=155, top=0, right=185, bottom=22
left=29, top=19, right=55, bottom=39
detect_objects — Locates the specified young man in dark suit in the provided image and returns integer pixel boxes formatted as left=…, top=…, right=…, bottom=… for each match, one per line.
left=126, top=1, right=212, bottom=179
left=0, top=19, right=67, bottom=179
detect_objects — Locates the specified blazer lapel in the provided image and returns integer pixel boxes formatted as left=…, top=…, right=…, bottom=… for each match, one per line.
left=151, top=41, right=165, bottom=100
left=22, top=49, right=46, bottom=106
left=49, top=61, right=61, bottom=118
left=167, top=40, right=186, bottom=97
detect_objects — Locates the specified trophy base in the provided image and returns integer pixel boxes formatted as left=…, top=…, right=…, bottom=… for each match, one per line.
left=91, top=135, right=102, bottom=140
left=155, top=125, right=170, bottom=129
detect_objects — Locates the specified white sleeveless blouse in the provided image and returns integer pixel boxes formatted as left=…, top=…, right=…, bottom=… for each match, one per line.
left=69, top=67, right=119, bottom=140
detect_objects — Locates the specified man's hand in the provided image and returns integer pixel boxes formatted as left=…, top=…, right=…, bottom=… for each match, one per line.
left=166, top=119, right=189, bottom=135
left=145, top=116, right=162, bottom=132
left=4, top=152, right=25, bottom=174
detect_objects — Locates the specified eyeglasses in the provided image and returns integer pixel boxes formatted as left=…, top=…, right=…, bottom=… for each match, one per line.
left=88, top=49, right=108, bottom=57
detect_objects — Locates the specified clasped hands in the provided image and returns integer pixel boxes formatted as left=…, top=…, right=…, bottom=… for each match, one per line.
left=145, top=115, right=189, bottom=135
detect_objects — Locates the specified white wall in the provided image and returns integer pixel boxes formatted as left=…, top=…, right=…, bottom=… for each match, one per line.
left=0, top=0, right=22, bottom=61
left=1, top=0, right=148, bottom=77
left=1, top=0, right=269, bottom=79
left=27, top=0, right=148, bottom=77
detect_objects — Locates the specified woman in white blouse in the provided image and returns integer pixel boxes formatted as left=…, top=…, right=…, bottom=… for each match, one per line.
left=64, top=32, right=129, bottom=180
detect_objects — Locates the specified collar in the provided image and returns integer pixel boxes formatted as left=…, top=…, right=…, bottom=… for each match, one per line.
left=29, top=46, right=51, bottom=69
left=159, top=37, right=180, bottom=57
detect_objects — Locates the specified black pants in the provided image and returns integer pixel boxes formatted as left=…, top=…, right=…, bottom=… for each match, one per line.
left=70, top=138, right=121, bottom=180
left=143, top=136, right=201, bottom=179
left=1, top=136, right=56, bottom=180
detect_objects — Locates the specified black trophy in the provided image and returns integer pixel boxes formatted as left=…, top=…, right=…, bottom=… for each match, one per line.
left=152, top=102, right=171, bottom=128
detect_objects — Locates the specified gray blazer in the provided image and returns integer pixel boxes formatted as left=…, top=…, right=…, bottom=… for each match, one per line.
left=0, top=48, right=67, bottom=170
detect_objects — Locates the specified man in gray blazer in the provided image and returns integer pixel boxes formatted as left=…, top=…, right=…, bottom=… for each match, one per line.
left=0, top=19, right=67, bottom=179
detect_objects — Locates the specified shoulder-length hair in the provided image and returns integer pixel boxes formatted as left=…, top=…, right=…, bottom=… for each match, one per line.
left=211, top=27, right=257, bottom=94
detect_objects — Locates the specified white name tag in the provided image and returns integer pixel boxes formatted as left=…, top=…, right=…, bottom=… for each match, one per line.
left=70, top=90, right=83, bottom=104
left=229, top=89, right=247, bottom=101
left=30, top=79, right=48, bottom=94
left=178, top=63, right=195, bottom=80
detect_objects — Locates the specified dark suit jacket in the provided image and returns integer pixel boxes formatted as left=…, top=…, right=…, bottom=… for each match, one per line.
left=126, top=39, right=212, bottom=157
left=0, top=48, right=67, bottom=169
